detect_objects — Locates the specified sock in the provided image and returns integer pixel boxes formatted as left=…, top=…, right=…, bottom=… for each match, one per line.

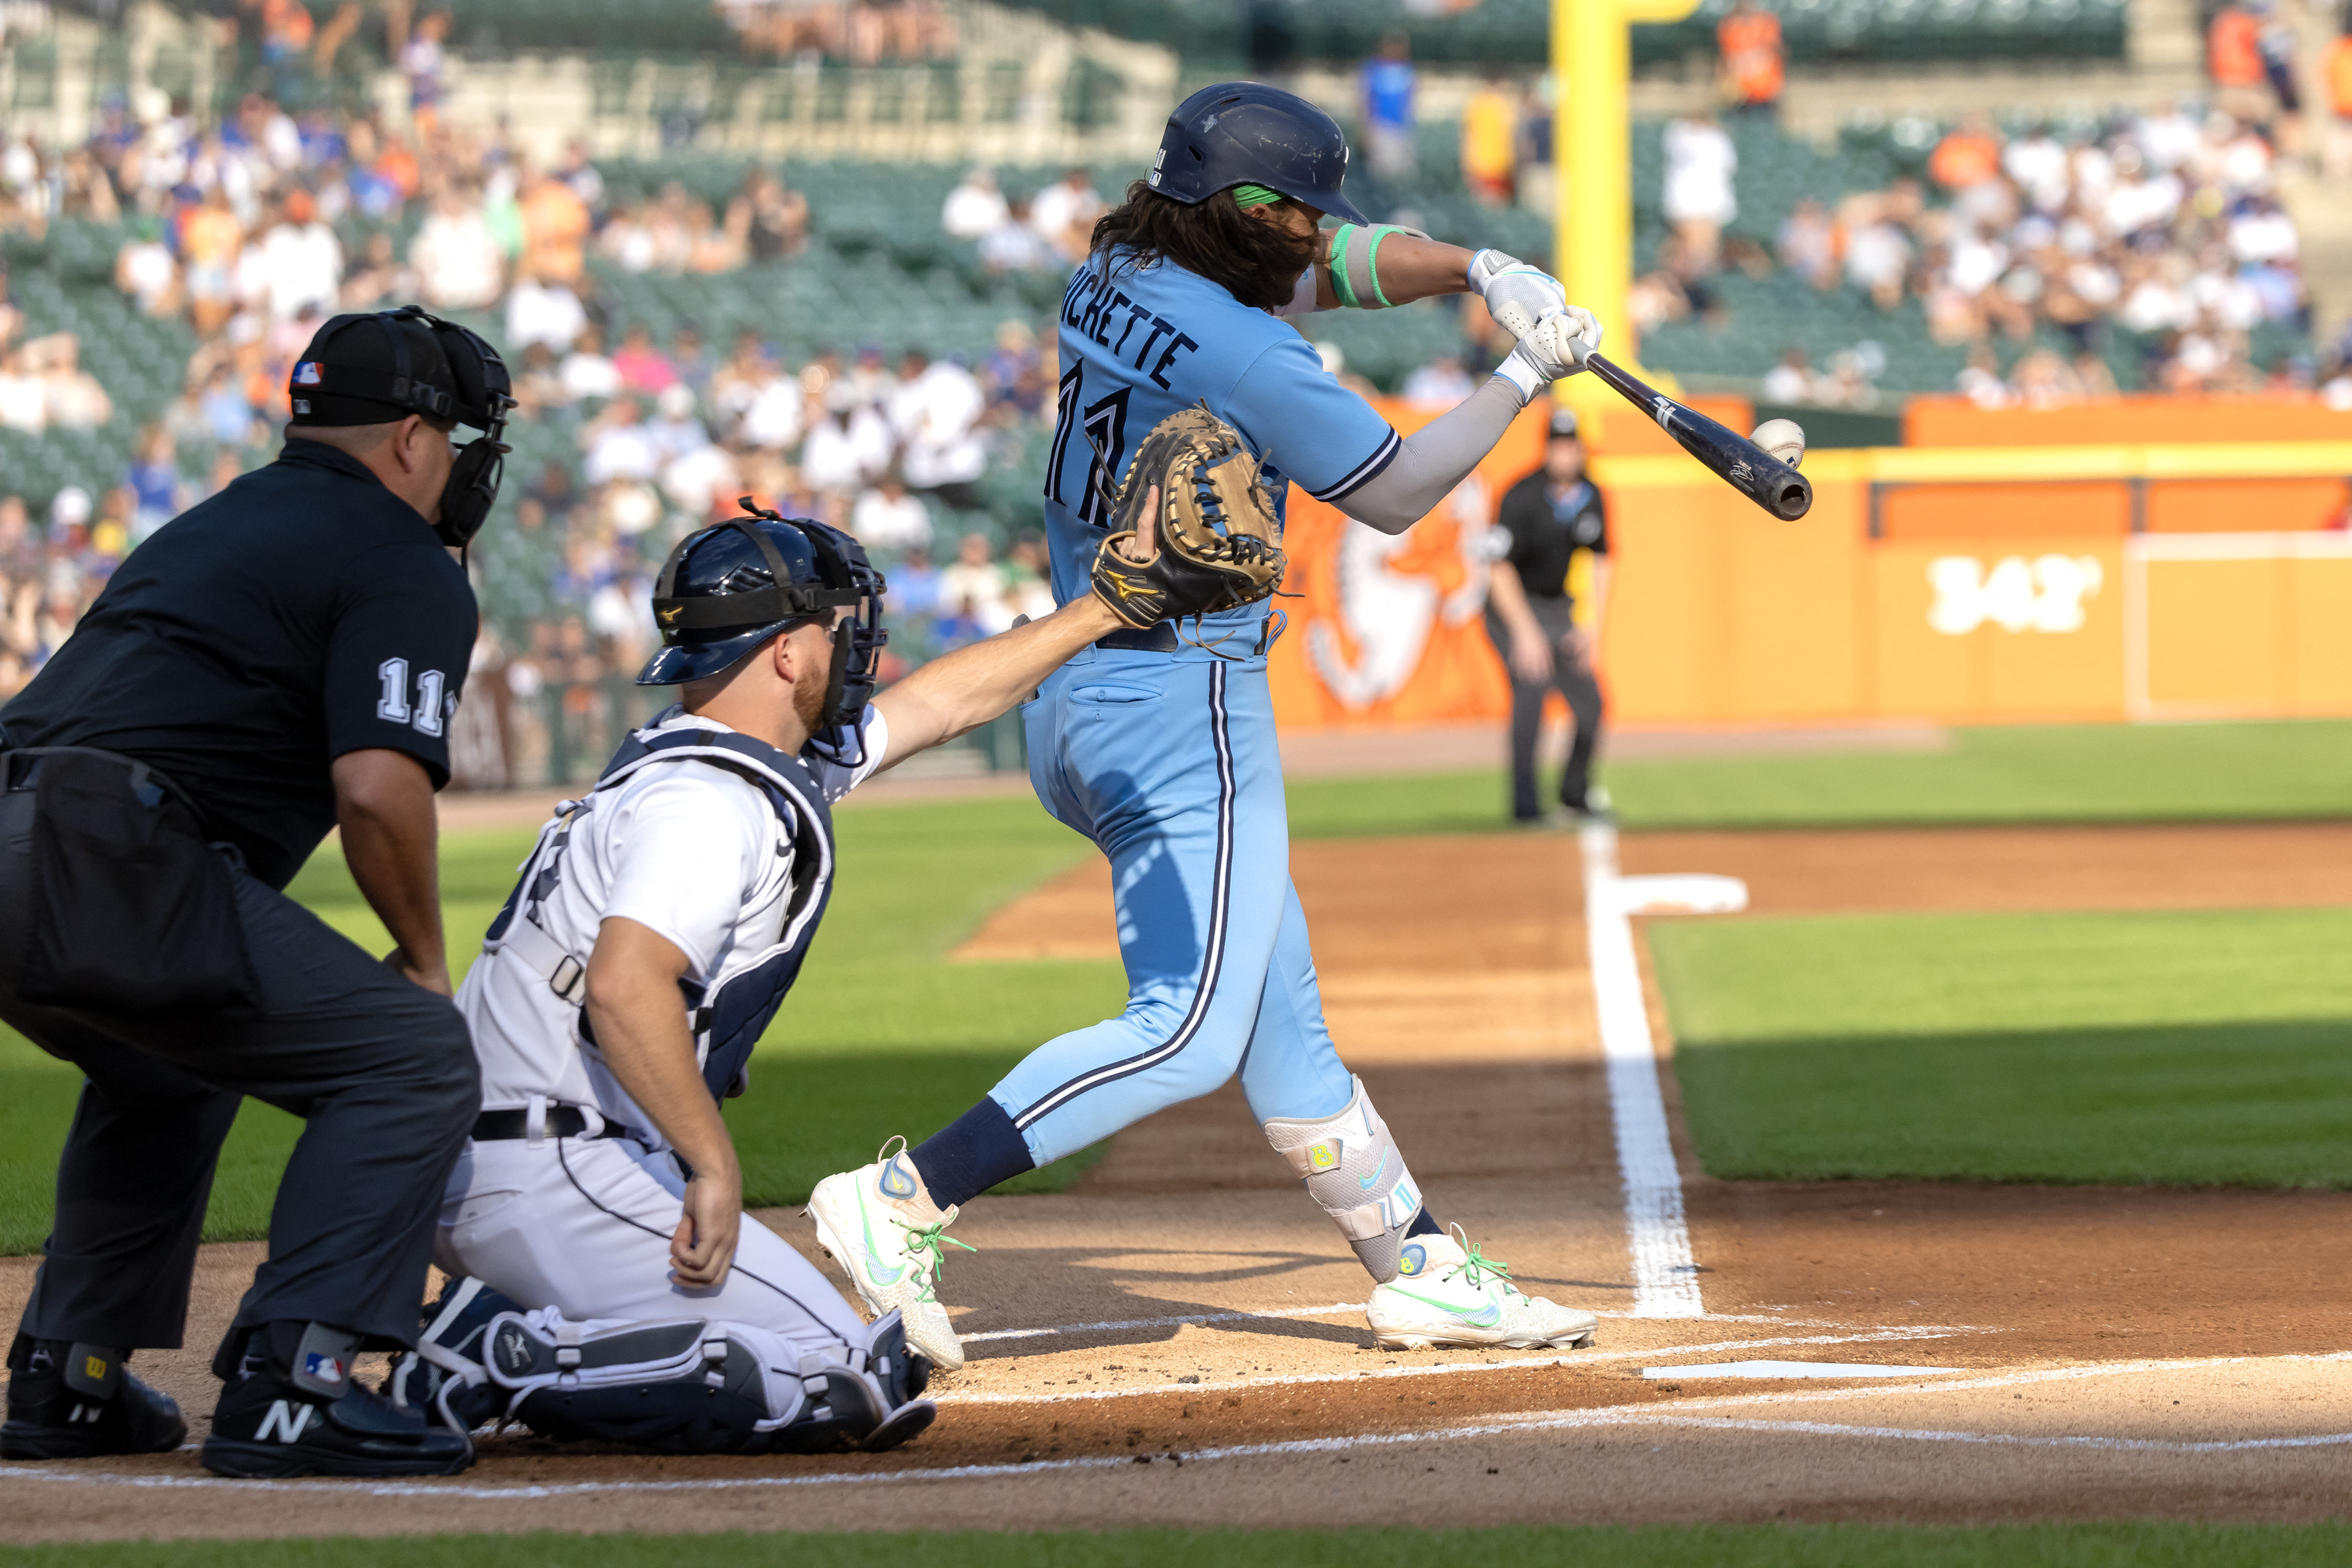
left=909, top=1097, right=1035, bottom=1210
left=1405, top=1207, right=1445, bottom=1241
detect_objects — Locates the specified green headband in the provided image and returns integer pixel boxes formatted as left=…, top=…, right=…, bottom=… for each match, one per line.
left=1232, top=184, right=1285, bottom=207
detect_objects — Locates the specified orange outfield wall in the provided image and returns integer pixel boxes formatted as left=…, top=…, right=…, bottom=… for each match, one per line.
left=1266, top=395, right=2352, bottom=731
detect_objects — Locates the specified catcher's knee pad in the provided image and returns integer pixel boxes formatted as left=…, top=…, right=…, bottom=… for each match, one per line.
left=1261, top=1075, right=1424, bottom=1282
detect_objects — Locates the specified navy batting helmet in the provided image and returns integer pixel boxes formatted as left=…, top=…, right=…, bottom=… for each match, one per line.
left=1147, top=81, right=1370, bottom=227
left=636, top=504, right=887, bottom=734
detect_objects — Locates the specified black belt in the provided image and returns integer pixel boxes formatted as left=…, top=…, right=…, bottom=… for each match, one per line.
left=472, top=1106, right=649, bottom=1145
left=1096, top=624, right=1178, bottom=653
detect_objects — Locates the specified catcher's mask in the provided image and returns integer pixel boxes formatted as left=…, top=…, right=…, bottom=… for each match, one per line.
left=637, top=502, right=889, bottom=750
left=286, top=305, right=515, bottom=549
left=1147, top=81, right=1369, bottom=226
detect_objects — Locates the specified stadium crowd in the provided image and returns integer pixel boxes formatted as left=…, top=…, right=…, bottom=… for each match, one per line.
left=0, top=79, right=1072, bottom=777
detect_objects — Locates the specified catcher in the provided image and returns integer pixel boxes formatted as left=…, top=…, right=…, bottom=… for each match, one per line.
left=395, top=488, right=1228, bottom=1458
left=809, top=82, right=1603, bottom=1377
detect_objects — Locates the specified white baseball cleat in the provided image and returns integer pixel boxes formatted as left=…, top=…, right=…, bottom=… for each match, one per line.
left=807, top=1137, right=973, bottom=1373
left=1365, top=1225, right=1598, bottom=1351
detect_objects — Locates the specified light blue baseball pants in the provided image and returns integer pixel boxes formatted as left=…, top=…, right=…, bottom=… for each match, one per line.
left=989, top=646, right=1358, bottom=1165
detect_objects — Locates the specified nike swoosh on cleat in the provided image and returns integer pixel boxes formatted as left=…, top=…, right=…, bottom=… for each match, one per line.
left=1383, top=1286, right=1503, bottom=1328
left=855, top=1189, right=906, bottom=1287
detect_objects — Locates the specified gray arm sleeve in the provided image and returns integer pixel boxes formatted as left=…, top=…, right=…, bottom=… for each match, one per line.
left=1334, top=376, right=1524, bottom=535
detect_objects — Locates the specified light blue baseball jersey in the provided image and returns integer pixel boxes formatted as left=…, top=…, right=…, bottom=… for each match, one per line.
left=1043, top=252, right=1401, bottom=642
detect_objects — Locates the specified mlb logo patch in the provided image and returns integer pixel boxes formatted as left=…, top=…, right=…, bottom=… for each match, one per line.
left=302, top=1350, right=344, bottom=1385
left=293, top=361, right=325, bottom=386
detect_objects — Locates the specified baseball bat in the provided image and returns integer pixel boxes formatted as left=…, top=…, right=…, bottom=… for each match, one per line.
left=1581, top=353, right=1814, bottom=521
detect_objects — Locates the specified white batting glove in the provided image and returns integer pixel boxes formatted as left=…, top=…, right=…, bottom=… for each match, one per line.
left=1490, top=306, right=1603, bottom=402
left=1469, top=249, right=1571, bottom=342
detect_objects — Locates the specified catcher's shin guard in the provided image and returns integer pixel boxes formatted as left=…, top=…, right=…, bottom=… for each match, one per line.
left=385, top=1275, right=519, bottom=1435
left=1262, top=1076, right=1425, bottom=1281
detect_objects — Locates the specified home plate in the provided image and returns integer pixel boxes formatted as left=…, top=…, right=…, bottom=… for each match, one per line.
left=1643, top=1361, right=1963, bottom=1380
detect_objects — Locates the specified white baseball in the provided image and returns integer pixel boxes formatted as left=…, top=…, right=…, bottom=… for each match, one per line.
left=1751, top=418, right=1806, bottom=468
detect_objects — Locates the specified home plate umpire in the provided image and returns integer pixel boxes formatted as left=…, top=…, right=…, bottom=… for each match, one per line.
left=0, top=306, right=512, bottom=1478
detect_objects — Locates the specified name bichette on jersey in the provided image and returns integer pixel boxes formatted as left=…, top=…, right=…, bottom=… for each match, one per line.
left=1061, top=263, right=1202, bottom=392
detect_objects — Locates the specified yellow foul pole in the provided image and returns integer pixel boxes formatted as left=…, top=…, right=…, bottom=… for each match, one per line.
left=1552, top=0, right=1698, bottom=423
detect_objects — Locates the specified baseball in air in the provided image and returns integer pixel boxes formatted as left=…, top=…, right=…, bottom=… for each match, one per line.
left=1751, top=418, right=1806, bottom=468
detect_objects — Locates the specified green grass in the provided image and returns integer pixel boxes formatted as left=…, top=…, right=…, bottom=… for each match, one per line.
left=1651, top=907, right=2352, bottom=1186
left=12, top=1524, right=2352, bottom=1567
left=1604, top=718, right=2352, bottom=830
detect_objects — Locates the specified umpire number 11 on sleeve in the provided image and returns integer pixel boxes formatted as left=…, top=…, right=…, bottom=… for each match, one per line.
left=376, top=656, right=451, bottom=738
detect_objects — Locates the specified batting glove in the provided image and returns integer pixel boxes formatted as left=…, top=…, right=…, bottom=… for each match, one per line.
left=1491, top=306, right=1602, bottom=402
left=1469, top=250, right=1569, bottom=340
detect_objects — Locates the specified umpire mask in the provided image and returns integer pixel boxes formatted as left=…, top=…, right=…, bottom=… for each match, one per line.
left=287, top=305, right=516, bottom=548
left=638, top=501, right=889, bottom=760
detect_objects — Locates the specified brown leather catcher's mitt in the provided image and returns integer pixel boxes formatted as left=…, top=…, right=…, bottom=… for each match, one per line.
left=1090, top=403, right=1286, bottom=629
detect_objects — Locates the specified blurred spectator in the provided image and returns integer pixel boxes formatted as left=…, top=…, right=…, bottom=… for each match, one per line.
left=2209, top=3, right=2271, bottom=120
left=800, top=385, right=893, bottom=497
left=1761, top=348, right=1812, bottom=404
left=125, top=424, right=184, bottom=541
left=559, top=322, right=623, bottom=402
left=734, top=170, right=809, bottom=262
left=1929, top=112, right=2003, bottom=191
left=936, top=531, right=1013, bottom=634
left=33, top=336, right=113, bottom=430
left=981, top=199, right=1059, bottom=272
left=115, top=226, right=183, bottom=317
left=1776, top=197, right=1836, bottom=289
left=1460, top=75, right=1518, bottom=206
left=1402, top=353, right=1476, bottom=406
left=890, top=350, right=987, bottom=509
left=506, top=270, right=588, bottom=354
left=612, top=323, right=679, bottom=395
left=402, top=10, right=452, bottom=129
left=1716, top=0, right=1784, bottom=119
left=184, top=186, right=245, bottom=336
left=0, top=349, right=42, bottom=432
left=1360, top=33, right=1418, bottom=180
left=943, top=167, right=1009, bottom=241
left=851, top=475, right=933, bottom=551
left=411, top=184, right=506, bottom=309
left=583, top=397, right=662, bottom=485
left=1661, top=112, right=1735, bottom=270
left=520, top=166, right=593, bottom=287
left=1029, top=169, right=1104, bottom=267
left=252, top=189, right=341, bottom=321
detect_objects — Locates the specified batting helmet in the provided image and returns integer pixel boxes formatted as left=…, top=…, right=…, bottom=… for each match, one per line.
left=1147, top=81, right=1370, bottom=227
left=636, top=504, right=888, bottom=735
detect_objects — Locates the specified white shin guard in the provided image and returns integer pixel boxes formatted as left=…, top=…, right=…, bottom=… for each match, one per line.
left=1262, top=1076, right=1424, bottom=1281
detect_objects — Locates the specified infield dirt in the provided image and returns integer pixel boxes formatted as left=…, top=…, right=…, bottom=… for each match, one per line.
left=5, top=822, right=2351, bottom=1540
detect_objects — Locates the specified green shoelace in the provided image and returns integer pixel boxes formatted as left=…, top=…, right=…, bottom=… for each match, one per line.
left=1460, top=1241, right=1522, bottom=1296
left=892, top=1216, right=977, bottom=1304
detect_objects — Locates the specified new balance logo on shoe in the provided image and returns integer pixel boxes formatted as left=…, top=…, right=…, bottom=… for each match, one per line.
left=67, top=1403, right=101, bottom=1425
left=253, top=1400, right=316, bottom=1443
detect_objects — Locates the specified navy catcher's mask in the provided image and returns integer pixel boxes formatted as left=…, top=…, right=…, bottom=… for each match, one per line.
left=1147, top=81, right=1369, bottom=226
left=637, top=502, right=888, bottom=747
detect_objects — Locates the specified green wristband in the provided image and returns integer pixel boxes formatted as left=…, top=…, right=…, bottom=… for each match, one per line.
left=1328, top=223, right=1361, bottom=309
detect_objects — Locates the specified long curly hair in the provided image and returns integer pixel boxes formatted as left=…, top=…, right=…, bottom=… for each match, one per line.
left=1088, top=182, right=1318, bottom=312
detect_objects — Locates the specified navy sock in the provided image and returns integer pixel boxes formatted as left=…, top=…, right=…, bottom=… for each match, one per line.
left=909, top=1097, right=1035, bottom=1209
left=1405, top=1207, right=1445, bottom=1240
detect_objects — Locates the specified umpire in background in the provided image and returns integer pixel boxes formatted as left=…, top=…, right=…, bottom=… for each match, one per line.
left=0, top=308, right=510, bottom=1478
left=1485, top=406, right=1612, bottom=823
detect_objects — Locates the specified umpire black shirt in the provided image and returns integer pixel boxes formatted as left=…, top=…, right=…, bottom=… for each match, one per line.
left=1494, top=470, right=1609, bottom=606
left=1, top=440, right=476, bottom=889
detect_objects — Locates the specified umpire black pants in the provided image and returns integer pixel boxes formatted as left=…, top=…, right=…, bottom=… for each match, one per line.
left=0, top=789, right=479, bottom=1352
left=1486, top=599, right=1605, bottom=821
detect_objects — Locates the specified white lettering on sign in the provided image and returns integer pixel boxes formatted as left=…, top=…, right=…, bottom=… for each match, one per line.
left=1927, top=555, right=2104, bottom=636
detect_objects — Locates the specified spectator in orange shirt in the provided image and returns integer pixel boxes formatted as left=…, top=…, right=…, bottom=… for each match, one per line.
left=519, top=168, right=591, bottom=287
left=1717, top=0, right=1784, bottom=119
left=2208, top=2, right=2278, bottom=125
left=181, top=188, right=243, bottom=337
left=2325, top=28, right=2352, bottom=177
left=1928, top=112, right=2002, bottom=191
left=1459, top=74, right=1519, bottom=206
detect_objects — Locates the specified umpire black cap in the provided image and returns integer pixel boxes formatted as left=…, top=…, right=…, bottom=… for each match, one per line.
left=1548, top=408, right=1581, bottom=440
left=1147, top=81, right=1370, bottom=226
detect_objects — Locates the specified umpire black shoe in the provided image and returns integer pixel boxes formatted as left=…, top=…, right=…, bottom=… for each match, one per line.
left=1, top=1334, right=187, bottom=1460
left=201, top=1322, right=471, bottom=1478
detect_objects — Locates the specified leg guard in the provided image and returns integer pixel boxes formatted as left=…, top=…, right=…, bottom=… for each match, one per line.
left=478, top=1305, right=934, bottom=1456
left=385, top=1275, right=521, bottom=1436
left=1261, top=1075, right=1424, bottom=1282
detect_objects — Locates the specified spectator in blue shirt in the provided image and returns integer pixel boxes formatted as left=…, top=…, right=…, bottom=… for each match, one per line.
left=1360, top=33, right=1418, bottom=180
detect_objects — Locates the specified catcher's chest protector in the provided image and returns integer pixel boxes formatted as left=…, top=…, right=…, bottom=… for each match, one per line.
left=491, top=726, right=836, bottom=1105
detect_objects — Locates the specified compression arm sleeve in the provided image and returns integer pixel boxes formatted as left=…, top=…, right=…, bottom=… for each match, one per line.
left=1332, top=376, right=1524, bottom=535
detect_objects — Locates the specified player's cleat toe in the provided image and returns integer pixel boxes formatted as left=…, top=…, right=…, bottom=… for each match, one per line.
left=1364, top=1226, right=1599, bottom=1352
left=807, top=1138, right=972, bottom=1373
left=1, top=1336, right=186, bottom=1460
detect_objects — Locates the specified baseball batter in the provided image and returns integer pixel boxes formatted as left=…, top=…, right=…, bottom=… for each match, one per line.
left=811, top=83, right=1607, bottom=1371
left=396, top=498, right=1215, bottom=1455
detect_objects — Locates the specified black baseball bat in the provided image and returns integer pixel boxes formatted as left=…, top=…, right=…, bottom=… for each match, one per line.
left=1581, top=353, right=1813, bottom=521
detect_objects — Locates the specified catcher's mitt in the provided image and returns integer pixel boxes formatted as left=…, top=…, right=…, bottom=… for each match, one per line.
left=1090, top=403, right=1286, bottom=630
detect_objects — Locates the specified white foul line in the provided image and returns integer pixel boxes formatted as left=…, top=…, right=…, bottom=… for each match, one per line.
left=1581, top=822, right=1744, bottom=1319
left=5, top=1350, right=2342, bottom=1501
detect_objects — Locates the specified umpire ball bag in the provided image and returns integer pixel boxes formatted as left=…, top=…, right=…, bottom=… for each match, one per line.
left=5, top=747, right=260, bottom=1013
